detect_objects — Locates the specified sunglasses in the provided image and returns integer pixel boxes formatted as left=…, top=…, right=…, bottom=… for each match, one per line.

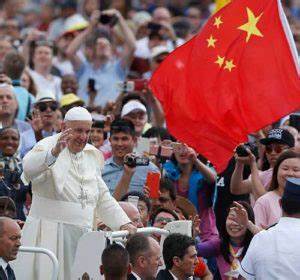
left=37, top=102, right=58, bottom=112
left=265, top=144, right=287, bottom=154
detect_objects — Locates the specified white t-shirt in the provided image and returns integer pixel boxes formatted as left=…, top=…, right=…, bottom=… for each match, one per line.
left=29, top=69, right=62, bottom=101
left=239, top=217, right=300, bottom=279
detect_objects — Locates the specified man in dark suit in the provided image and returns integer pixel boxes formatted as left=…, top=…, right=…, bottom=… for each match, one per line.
left=156, top=233, right=202, bottom=280
left=126, top=233, right=162, bottom=280
left=100, top=243, right=131, bottom=280
left=0, top=217, right=21, bottom=280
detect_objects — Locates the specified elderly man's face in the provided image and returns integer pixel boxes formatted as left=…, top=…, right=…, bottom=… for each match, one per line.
left=35, top=101, right=58, bottom=127
left=0, top=87, right=17, bottom=118
left=0, top=219, right=21, bottom=262
left=144, top=237, right=163, bottom=278
left=63, top=120, right=92, bottom=153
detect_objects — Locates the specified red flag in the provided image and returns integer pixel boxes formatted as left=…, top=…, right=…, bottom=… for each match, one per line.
left=149, top=0, right=300, bottom=172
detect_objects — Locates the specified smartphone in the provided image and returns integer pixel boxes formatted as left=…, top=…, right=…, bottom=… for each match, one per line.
left=146, top=172, right=161, bottom=199
left=99, top=14, right=118, bottom=27
left=88, top=78, right=96, bottom=92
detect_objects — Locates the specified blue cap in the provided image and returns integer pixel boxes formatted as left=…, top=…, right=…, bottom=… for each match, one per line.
left=282, top=178, right=300, bottom=201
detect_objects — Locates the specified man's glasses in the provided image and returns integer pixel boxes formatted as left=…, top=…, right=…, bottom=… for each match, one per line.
left=265, top=144, right=288, bottom=154
left=36, top=102, right=58, bottom=112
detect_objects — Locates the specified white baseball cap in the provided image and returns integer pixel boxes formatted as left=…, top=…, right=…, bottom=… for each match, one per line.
left=151, top=45, right=169, bottom=59
left=121, top=100, right=147, bottom=117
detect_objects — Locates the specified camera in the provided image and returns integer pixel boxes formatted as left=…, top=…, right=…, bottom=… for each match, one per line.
left=99, top=14, right=118, bottom=27
left=124, top=154, right=150, bottom=168
left=147, top=22, right=162, bottom=32
left=236, top=143, right=255, bottom=157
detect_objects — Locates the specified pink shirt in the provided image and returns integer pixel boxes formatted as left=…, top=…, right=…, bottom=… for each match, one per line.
left=253, top=191, right=281, bottom=228
left=216, top=245, right=243, bottom=280
left=249, top=168, right=273, bottom=206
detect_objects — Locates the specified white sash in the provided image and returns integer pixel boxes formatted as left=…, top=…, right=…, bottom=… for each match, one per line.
left=29, top=195, right=94, bottom=228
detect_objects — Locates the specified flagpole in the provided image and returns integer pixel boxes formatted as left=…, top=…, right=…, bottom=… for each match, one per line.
left=277, top=0, right=300, bottom=75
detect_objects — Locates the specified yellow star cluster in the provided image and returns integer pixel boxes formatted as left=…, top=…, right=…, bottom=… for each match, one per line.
left=206, top=7, right=264, bottom=73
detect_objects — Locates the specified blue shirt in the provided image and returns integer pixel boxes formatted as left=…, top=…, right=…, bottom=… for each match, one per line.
left=76, top=58, right=127, bottom=107
left=102, top=156, right=160, bottom=194
left=19, top=129, right=57, bottom=158
left=13, top=84, right=35, bottom=121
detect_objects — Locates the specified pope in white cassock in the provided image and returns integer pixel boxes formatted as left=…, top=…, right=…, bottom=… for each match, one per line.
left=13, top=107, right=135, bottom=280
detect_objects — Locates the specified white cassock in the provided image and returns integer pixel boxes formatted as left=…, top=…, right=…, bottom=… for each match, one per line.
left=13, top=133, right=130, bottom=280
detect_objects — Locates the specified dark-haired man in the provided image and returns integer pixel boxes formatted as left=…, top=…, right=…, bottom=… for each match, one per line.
left=102, top=119, right=159, bottom=200
left=157, top=233, right=212, bottom=280
left=239, top=177, right=300, bottom=279
left=100, top=243, right=130, bottom=280
left=126, top=233, right=162, bottom=280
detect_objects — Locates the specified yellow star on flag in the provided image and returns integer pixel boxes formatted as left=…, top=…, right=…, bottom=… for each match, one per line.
left=207, top=35, right=217, bottom=48
left=215, top=55, right=225, bottom=67
left=224, top=59, right=236, bottom=71
left=214, top=16, right=223, bottom=29
left=238, top=7, right=263, bottom=42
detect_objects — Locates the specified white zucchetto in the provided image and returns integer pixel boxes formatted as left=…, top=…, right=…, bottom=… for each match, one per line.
left=64, top=107, right=92, bottom=122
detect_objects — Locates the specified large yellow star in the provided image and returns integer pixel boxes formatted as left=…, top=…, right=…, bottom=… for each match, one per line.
left=214, top=16, right=223, bottom=29
left=215, top=55, right=225, bottom=67
left=207, top=35, right=217, bottom=48
left=238, top=7, right=263, bottom=42
left=224, top=59, right=236, bottom=72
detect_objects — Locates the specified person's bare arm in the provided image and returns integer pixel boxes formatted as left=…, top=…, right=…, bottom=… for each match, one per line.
left=202, top=265, right=213, bottom=280
left=188, top=147, right=217, bottom=184
left=230, top=148, right=257, bottom=195
left=144, top=89, right=165, bottom=127
left=66, top=11, right=100, bottom=71
left=104, top=9, right=136, bottom=69
left=249, top=160, right=267, bottom=200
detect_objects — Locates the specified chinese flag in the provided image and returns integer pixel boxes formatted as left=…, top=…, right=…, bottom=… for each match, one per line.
left=149, top=0, right=300, bottom=172
left=215, top=0, right=231, bottom=12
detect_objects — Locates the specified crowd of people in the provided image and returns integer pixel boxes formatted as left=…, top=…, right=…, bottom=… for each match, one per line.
left=0, top=0, right=300, bottom=279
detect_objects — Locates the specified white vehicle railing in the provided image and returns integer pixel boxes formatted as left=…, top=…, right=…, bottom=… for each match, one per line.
left=106, top=227, right=169, bottom=239
left=19, top=246, right=59, bottom=280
